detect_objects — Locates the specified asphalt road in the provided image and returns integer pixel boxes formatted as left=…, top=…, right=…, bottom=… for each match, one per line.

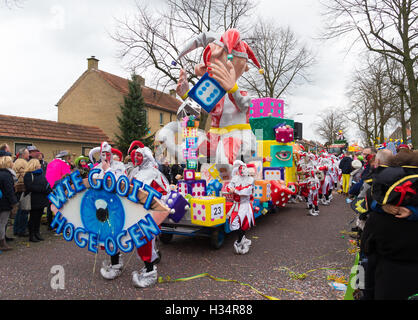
left=0, top=192, right=357, bottom=301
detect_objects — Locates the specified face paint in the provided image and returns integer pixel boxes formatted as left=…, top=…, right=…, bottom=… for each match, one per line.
left=101, top=152, right=112, bottom=163
left=134, top=152, right=143, bottom=166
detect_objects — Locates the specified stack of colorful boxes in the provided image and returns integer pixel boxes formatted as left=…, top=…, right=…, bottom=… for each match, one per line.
left=249, top=97, right=296, bottom=197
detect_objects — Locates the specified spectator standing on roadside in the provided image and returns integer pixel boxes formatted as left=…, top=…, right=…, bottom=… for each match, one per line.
left=12, top=158, right=29, bottom=237
left=0, top=156, right=18, bottom=251
left=24, top=159, right=52, bottom=242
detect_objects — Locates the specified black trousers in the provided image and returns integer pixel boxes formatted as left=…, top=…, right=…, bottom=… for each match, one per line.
left=28, top=208, right=43, bottom=234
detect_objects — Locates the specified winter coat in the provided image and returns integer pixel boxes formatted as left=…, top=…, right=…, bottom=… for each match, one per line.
left=361, top=205, right=418, bottom=300
left=24, top=169, right=52, bottom=210
left=0, top=168, right=18, bottom=211
left=13, top=159, right=28, bottom=194
left=339, top=156, right=353, bottom=174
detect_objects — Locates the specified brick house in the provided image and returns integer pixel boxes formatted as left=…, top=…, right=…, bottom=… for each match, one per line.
left=56, top=56, right=182, bottom=147
left=0, top=114, right=110, bottom=162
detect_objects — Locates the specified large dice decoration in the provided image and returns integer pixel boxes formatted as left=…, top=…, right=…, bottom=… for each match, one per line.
left=275, top=126, right=294, bottom=143
left=249, top=98, right=284, bottom=119
left=254, top=180, right=271, bottom=202
left=270, top=180, right=293, bottom=207
left=190, top=196, right=226, bottom=227
left=177, top=179, right=206, bottom=197
left=166, top=191, right=190, bottom=223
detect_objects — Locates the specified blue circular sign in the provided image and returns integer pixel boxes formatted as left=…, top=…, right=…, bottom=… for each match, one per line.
left=80, top=189, right=125, bottom=242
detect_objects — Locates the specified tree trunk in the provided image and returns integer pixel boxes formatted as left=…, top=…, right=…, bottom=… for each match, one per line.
left=403, top=59, right=418, bottom=148
left=399, top=91, right=407, bottom=142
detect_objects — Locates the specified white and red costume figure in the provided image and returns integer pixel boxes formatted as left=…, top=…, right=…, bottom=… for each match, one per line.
left=225, top=160, right=255, bottom=254
left=127, top=141, right=170, bottom=195
left=305, top=166, right=321, bottom=216
left=127, top=140, right=169, bottom=288
left=89, top=141, right=126, bottom=179
left=317, top=153, right=333, bottom=206
left=176, top=29, right=263, bottom=165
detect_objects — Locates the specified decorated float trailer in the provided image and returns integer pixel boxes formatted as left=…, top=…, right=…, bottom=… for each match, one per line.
left=158, top=97, right=300, bottom=249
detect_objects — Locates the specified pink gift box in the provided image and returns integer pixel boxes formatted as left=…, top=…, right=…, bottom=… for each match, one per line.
left=249, top=98, right=284, bottom=119
left=275, top=126, right=294, bottom=143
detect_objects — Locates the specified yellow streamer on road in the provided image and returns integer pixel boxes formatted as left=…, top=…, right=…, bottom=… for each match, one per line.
left=158, top=273, right=280, bottom=300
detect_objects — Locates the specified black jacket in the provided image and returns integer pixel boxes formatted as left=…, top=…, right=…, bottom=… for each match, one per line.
left=361, top=210, right=418, bottom=299
left=24, top=169, right=52, bottom=210
left=0, top=168, right=18, bottom=211
left=339, top=156, right=353, bottom=174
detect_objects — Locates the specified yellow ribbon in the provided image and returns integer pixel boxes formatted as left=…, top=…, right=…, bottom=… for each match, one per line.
left=158, top=272, right=280, bottom=300
left=209, top=123, right=252, bottom=135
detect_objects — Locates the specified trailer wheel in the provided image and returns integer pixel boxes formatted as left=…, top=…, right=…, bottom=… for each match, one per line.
left=159, top=233, right=173, bottom=244
left=210, top=227, right=225, bottom=249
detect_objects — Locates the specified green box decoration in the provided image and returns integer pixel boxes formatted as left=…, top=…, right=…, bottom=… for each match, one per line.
left=186, top=159, right=198, bottom=170
left=250, top=117, right=294, bottom=141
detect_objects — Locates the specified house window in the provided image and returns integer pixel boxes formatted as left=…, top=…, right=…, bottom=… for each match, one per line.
left=14, top=142, right=32, bottom=156
left=160, top=113, right=164, bottom=126
left=82, top=147, right=94, bottom=157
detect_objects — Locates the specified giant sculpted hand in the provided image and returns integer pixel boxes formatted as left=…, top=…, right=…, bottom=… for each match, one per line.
left=207, top=59, right=237, bottom=92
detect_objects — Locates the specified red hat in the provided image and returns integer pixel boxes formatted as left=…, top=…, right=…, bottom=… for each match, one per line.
left=128, top=140, right=145, bottom=162
left=111, top=148, right=123, bottom=161
left=177, top=29, right=264, bottom=74
left=216, top=29, right=263, bottom=73
left=398, top=144, right=409, bottom=150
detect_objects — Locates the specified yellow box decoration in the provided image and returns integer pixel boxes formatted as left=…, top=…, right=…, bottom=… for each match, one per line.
left=256, top=140, right=280, bottom=167
left=190, top=196, right=226, bottom=227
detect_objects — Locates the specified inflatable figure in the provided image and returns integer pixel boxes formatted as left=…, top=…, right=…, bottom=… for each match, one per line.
left=175, top=29, right=263, bottom=165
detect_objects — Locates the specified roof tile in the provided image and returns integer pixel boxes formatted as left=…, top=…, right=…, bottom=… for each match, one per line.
left=0, top=114, right=110, bottom=145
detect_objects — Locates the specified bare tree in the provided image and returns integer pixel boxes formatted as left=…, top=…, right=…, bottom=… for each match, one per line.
left=320, top=0, right=418, bottom=147
left=315, top=107, right=348, bottom=145
left=111, top=0, right=257, bottom=128
left=112, top=0, right=257, bottom=90
left=344, top=54, right=399, bottom=145
left=1, top=0, right=24, bottom=8
left=241, top=19, right=316, bottom=99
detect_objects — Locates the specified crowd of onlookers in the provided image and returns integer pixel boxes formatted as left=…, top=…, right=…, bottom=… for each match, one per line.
left=0, top=143, right=182, bottom=252
left=339, top=144, right=418, bottom=300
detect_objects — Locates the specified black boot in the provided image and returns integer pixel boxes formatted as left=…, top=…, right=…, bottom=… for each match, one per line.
left=28, top=220, right=39, bottom=243
left=29, top=231, right=40, bottom=242
left=34, top=215, right=44, bottom=241
left=35, top=232, right=44, bottom=241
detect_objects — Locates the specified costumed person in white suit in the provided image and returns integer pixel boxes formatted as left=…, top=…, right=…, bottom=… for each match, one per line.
left=176, top=28, right=264, bottom=165
left=225, top=160, right=255, bottom=254
left=89, top=141, right=126, bottom=180
left=305, top=166, right=321, bottom=216
left=86, top=142, right=129, bottom=280
left=318, top=153, right=333, bottom=206
left=128, top=141, right=170, bottom=288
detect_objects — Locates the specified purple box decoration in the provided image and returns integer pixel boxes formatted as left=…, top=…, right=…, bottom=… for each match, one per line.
left=166, top=191, right=190, bottom=223
left=249, top=98, right=284, bottom=119
left=184, top=169, right=195, bottom=180
left=262, top=167, right=285, bottom=181
left=275, top=126, right=294, bottom=143
left=177, top=179, right=206, bottom=197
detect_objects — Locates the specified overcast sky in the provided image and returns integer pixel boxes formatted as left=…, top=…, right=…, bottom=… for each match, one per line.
left=0, top=0, right=361, bottom=143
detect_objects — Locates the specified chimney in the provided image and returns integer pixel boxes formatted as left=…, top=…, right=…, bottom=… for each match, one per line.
left=87, top=56, right=99, bottom=70
left=169, top=89, right=176, bottom=97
